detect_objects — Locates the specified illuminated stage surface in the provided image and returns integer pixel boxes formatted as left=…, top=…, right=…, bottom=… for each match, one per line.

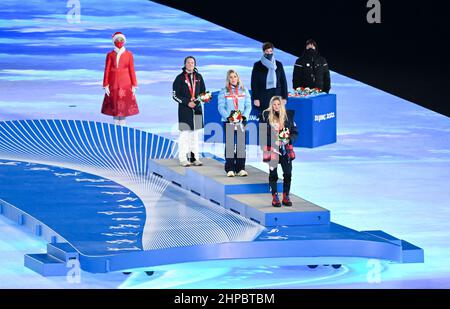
left=0, top=120, right=421, bottom=275
left=0, top=0, right=449, bottom=288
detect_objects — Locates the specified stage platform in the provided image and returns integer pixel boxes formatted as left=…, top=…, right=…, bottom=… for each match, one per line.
left=226, top=194, right=329, bottom=226
left=149, top=158, right=330, bottom=226
left=0, top=120, right=423, bottom=276
left=150, top=158, right=283, bottom=202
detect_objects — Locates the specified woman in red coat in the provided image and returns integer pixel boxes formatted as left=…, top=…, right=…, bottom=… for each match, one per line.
left=102, top=32, right=139, bottom=126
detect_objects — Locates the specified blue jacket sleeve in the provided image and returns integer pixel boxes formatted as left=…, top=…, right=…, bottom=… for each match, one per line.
left=217, top=88, right=229, bottom=120
left=243, top=88, right=252, bottom=119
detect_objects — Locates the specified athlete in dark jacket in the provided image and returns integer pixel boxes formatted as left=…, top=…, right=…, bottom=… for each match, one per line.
left=260, top=96, right=298, bottom=207
left=172, top=56, right=206, bottom=166
left=172, top=67, right=206, bottom=131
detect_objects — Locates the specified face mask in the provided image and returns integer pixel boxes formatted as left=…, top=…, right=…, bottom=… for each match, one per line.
left=114, top=41, right=125, bottom=49
left=306, top=47, right=317, bottom=54
left=264, top=53, right=273, bottom=61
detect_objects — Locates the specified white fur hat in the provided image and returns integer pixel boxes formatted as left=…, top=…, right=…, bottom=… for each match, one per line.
left=112, top=32, right=126, bottom=43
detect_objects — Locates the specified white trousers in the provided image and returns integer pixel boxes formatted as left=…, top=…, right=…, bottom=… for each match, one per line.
left=178, top=130, right=201, bottom=162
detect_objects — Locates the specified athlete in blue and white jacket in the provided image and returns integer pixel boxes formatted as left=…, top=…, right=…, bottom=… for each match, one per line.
left=217, top=70, right=252, bottom=177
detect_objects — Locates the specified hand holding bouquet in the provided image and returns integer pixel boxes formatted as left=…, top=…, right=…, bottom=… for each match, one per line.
left=195, top=91, right=212, bottom=104
left=277, top=128, right=295, bottom=159
left=277, top=127, right=290, bottom=145
left=227, top=110, right=246, bottom=124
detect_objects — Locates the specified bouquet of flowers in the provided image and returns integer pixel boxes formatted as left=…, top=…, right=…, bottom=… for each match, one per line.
left=263, top=128, right=296, bottom=162
left=227, top=110, right=244, bottom=124
left=289, top=87, right=323, bottom=97
left=277, top=127, right=292, bottom=157
left=277, top=127, right=290, bottom=145
left=196, top=91, right=212, bottom=104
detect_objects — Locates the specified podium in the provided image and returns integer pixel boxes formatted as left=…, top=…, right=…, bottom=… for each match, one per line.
left=203, top=92, right=337, bottom=148
left=288, top=94, right=337, bottom=148
left=148, top=158, right=330, bottom=226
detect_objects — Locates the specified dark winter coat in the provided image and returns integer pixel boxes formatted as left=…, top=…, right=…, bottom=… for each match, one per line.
left=292, top=49, right=331, bottom=93
left=172, top=68, right=206, bottom=131
left=250, top=60, right=288, bottom=112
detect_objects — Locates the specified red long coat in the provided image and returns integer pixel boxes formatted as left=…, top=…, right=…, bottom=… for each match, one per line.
left=101, top=49, right=139, bottom=117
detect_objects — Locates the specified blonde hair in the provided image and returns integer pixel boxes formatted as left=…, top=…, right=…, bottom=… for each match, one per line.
left=225, top=69, right=245, bottom=92
left=264, top=96, right=287, bottom=129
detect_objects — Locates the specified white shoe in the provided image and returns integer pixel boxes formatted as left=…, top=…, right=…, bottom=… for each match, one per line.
left=192, top=160, right=203, bottom=166
left=227, top=171, right=235, bottom=177
left=180, top=160, right=191, bottom=167
left=237, top=170, right=248, bottom=177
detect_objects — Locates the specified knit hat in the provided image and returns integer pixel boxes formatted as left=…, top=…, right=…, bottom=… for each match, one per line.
left=112, top=32, right=126, bottom=43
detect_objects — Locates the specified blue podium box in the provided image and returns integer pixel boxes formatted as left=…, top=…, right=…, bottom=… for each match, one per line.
left=290, top=94, right=337, bottom=148
left=203, top=91, right=337, bottom=148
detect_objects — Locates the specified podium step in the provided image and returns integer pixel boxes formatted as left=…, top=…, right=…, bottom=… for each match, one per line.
left=24, top=253, right=68, bottom=277
left=361, top=230, right=402, bottom=245
left=400, top=240, right=424, bottom=263
left=149, top=158, right=330, bottom=226
left=47, top=242, right=78, bottom=262
left=149, top=158, right=187, bottom=188
left=226, top=193, right=330, bottom=226
left=149, top=158, right=282, bottom=206
left=362, top=230, right=424, bottom=263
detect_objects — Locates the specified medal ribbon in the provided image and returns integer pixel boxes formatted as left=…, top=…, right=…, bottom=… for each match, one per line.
left=185, top=72, right=196, bottom=100
left=228, top=85, right=239, bottom=110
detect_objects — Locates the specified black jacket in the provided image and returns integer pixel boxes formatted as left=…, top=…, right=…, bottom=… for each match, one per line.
left=293, top=49, right=331, bottom=93
left=172, top=68, right=206, bottom=131
left=251, top=60, right=288, bottom=111
left=259, top=110, right=298, bottom=149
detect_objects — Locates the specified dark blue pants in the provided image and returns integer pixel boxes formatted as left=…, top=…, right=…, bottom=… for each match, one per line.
left=224, top=122, right=246, bottom=173
left=269, top=154, right=292, bottom=194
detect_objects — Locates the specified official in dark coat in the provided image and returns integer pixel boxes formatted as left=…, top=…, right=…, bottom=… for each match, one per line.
left=292, top=39, right=331, bottom=93
left=251, top=42, right=288, bottom=113
left=172, top=56, right=206, bottom=166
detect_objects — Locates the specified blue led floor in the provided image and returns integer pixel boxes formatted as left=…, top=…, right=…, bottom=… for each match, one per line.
left=0, top=160, right=146, bottom=254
